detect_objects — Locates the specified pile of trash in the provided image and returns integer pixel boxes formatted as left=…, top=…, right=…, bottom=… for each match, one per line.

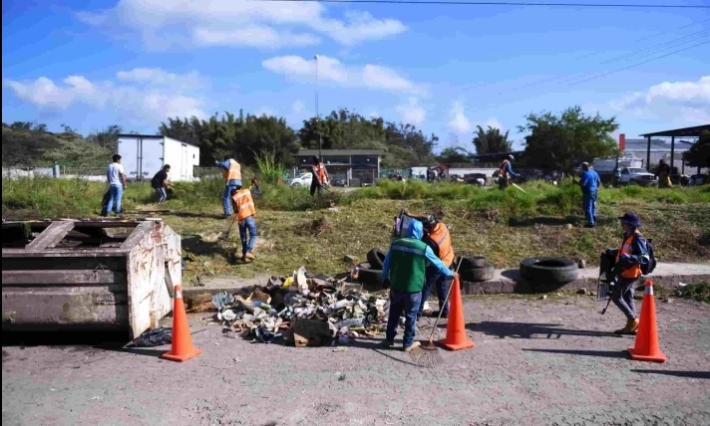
left=212, top=267, right=396, bottom=347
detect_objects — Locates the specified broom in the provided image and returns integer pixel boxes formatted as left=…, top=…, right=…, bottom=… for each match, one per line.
left=409, top=256, right=463, bottom=368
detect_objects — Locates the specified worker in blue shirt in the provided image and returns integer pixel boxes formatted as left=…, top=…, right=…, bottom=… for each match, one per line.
left=381, top=219, right=454, bottom=352
left=215, top=156, right=243, bottom=217
left=498, top=155, right=519, bottom=189
left=579, top=162, right=602, bottom=228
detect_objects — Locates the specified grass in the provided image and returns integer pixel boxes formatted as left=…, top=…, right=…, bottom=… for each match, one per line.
left=675, top=281, right=710, bottom=304
left=3, top=177, right=709, bottom=284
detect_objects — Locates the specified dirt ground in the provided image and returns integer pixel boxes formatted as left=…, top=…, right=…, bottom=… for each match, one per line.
left=3, top=296, right=709, bottom=426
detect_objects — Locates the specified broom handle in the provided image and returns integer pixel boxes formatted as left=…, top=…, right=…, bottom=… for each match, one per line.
left=427, top=256, right=464, bottom=342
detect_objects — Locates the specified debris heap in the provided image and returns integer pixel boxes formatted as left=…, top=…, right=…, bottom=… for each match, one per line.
left=212, top=267, right=393, bottom=347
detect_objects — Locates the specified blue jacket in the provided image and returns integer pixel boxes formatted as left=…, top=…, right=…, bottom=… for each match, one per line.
left=579, top=170, right=600, bottom=193
left=382, top=220, right=454, bottom=282
left=617, top=231, right=650, bottom=271
left=504, top=162, right=518, bottom=177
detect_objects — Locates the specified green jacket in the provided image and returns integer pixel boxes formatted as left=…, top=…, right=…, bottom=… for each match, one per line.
left=387, top=238, right=428, bottom=293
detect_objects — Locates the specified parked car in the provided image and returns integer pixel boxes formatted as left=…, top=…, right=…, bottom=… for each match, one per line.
left=331, top=177, right=347, bottom=187
left=619, top=167, right=657, bottom=186
left=288, top=173, right=313, bottom=188
left=690, top=174, right=709, bottom=186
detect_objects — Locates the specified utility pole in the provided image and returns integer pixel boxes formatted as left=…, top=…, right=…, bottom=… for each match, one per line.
left=315, top=55, right=322, bottom=160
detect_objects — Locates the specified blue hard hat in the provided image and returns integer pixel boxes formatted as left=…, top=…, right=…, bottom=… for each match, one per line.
left=618, top=212, right=642, bottom=227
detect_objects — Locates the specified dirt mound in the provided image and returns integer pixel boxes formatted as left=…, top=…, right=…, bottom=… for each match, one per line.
left=295, top=217, right=333, bottom=236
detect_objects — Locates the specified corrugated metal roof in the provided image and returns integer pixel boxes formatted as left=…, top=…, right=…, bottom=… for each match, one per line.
left=639, top=124, right=709, bottom=137
left=296, top=149, right=384, bottom=156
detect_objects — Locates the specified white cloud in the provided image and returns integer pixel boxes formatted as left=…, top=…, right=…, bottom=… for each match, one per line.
left=3, top=68, right=208, bottom=123
left=396, top=97, right=426, bottom=127
left=447, top=101, right=471, bottom=134
left=608, top=75, right=710, bottom=125
left=75, top=0, right=406, bottom=50
left=292, top=100, right=305, bottom=114
left=262, top=55, right=423, bottom=95
left=116, top=68, right=203, bottom=89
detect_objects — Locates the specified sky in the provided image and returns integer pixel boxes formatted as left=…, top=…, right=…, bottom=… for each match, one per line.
left=2, top=0, right=709, bottom=152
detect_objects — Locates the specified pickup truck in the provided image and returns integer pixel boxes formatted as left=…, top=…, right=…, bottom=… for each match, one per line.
left=618, top=167, right=657, bottom=186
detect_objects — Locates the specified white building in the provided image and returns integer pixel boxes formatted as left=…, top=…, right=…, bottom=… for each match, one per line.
left=117, top=134, right=200, bottom=182
left=622, top=138, right=694, bottom=169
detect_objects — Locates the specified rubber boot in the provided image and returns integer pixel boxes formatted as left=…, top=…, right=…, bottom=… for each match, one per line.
left=614, top=318, right=639, bottom=335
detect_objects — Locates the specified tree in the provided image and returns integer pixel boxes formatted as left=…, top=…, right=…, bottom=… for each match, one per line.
left=472, top=125, right=512, bottom=155
left=519, top=106, right=619, bottom=173
left=437, top=147, right=471, bottom=164
left=2, top=122, right=59, bottom=167
left=86, top=125, right=123, bottom=151
left=683, top=130, right=710, bottom=169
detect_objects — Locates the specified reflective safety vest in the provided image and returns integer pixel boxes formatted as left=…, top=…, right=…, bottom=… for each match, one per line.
left=616, top=231, right=642, bottom=279
left=223, top=159, right=242, bottom=182
left=232, top=189, right=256, bottom=222
left=499, top=160, right=510, bottom=178
left=388, top=238, right=428, bottom=293
left=428, top=223, right=454, bottom=267
left=312, top=162, right=328, bottom=184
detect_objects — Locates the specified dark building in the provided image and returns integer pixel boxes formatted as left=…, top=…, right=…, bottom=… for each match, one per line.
left=294, top=149, right=383, bottom=186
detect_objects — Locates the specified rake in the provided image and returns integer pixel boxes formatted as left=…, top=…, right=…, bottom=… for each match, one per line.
left=409, top=257, right=464, bottom=368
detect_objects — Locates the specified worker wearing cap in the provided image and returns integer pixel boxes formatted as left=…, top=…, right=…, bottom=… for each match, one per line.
left=381, top=219, right=454, bottom=352
left=404, top=210, right=455, bottom=319
left=310, top=156, right=329, bottom=196
left=608, top=212, right=649, bottom=335
left=216, top=156, right=243, bottom=217
left=579, top=162, right=602, bottom=228
left=231, top=186, right=258, bottom=261
left=656, top=159, right=672, bottom=188
left=498, top=154, right=519, bottom=189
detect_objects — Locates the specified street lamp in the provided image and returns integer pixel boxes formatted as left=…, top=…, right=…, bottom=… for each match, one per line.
left=314, top=54, right=322, bottom=160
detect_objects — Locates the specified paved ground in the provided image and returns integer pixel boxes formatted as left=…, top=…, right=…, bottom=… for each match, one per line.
left=3, top=296, right=709, bottom=426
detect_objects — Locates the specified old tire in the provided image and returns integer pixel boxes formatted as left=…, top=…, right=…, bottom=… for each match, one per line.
left=460, top=264, right=495, bottom=282
left=457, top=255, right=487, bottom=270
left=366, top=248, right=386, bottom=269
left=519, top=257, right=579, bottom=292
left=357, top=264, right=385, bottom=288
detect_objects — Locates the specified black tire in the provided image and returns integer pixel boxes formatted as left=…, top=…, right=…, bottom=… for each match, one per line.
left=457, top=255, right=487, bottom=269
left=519, top=257, right=579, bottom=292
left=357, top=265, right=385, bottom=288
left=460, top=264, right=495, bottom=282
left=366, top=248, right=386, bottom=269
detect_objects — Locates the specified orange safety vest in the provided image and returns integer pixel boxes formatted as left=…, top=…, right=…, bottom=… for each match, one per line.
left=498, top=160, right=510, bottom=178
left=223, top=159, right=242, bottom=182
left=616, top=231, right=642, bottom=279
left=232, top=189, right=256, bottom=222
left=312, top=163, right=327, bottom=183
left=428, top=223, right=455, bottom=267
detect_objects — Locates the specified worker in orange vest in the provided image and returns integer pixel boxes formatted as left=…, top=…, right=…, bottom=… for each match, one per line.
left=216, top=156, right=242, bottom=217
left=310, top=156, right=329, bottom=196
left=231, top=187, right=258, bottom=261
left=498, top=154, right=519, bottom=189
left=608, top=212, right=649, bottom=335
left=405, top=210, right=456, bottom=319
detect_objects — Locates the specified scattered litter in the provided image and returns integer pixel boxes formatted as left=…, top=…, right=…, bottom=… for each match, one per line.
left=210, top=266, right=391, bottom=347
left=90, top=397, right=102, bottom=401
left=333, top=347, right=348, bottom=353
left=127, top=328, right=172, bottom=348
left=539, top=295, right=548, bottom=300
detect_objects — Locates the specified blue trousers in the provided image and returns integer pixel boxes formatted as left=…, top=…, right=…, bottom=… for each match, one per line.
left=386, top=291, right=422, bottom=348
left=155, top=187, right=167, bottom=204
left=105, top=184, right=124, bottom=215
left=582, top=191, right=598, bottom=226
left=419, top=265, right=449, bottom=318
left=222, top=181, right=242, bottom=215
left=239, top=216, right=258, bottom=255
left=612, top=277, right=639, bottom=320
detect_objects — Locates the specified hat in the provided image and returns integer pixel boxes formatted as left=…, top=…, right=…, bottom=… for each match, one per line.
left=423, top=215, right=437, bottom=228
left=508, top=154, right=515, bottom=161
left=618, top=212, right=641, bottom=227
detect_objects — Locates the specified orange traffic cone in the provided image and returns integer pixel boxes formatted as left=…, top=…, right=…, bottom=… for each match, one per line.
left=162, top=285, right=202, bottom=362
left=628, top=280, right=666, bottom=363
left=438, top=276, right=475, bottom=351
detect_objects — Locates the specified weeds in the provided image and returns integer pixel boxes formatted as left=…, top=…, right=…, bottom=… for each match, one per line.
left=675, top=282, right=710, bottom=303
left=254, top=151, right=287, bottom=184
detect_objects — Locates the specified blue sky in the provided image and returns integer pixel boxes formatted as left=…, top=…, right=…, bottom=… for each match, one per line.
left=2, top=0, right=709, bottom=152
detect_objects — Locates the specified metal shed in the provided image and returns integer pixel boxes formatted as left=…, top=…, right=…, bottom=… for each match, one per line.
left=2, top=219, right=181, bottom=339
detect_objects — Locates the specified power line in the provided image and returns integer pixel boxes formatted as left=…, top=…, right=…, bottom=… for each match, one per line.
left=569, top=40, right=709, bottom=86
left=252, top=0, right=709, bottom=8
left=634, top=18, right=710, bottom=43
left=601, top=30, right=710, bottom=64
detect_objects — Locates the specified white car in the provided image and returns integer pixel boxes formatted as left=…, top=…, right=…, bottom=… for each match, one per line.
left=618, top=167, right=657, bottom=186
left=288, top=173, right=313, bottom=188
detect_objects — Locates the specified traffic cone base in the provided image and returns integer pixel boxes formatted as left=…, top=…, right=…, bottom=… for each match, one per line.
left=627, top=280, right=666, bottom=364
left=627, top=346, right=666, bottom=363
left=437, top=276, right=475, bottom=351
left=162, top=347, right=202, bottom=363
left=162, top=284, right=202, bottom=363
